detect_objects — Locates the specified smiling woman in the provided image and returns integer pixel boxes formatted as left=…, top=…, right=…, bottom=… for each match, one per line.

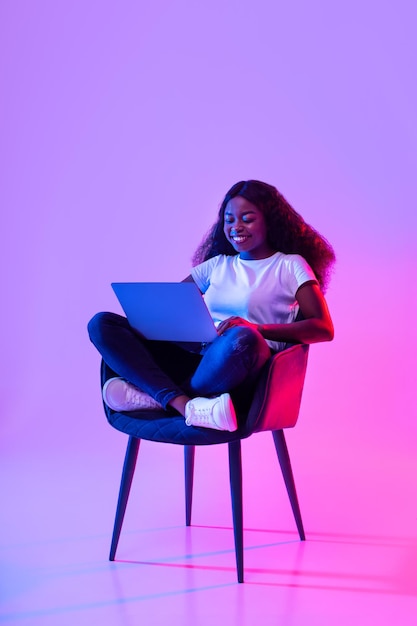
left=191, top=180, right=335, bottom=349
left=194, top=180, right=335, bottom=292
left=88, top=179, right=335, bottom=434
left=224, top=196, right=275, bottom=260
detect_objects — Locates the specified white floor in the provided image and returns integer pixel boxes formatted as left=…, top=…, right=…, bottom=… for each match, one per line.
left=2, top=415, right=417, bottom=626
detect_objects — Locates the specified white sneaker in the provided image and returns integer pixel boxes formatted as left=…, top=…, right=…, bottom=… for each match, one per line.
left=102, top=378, right=163, bottom=412
left=185, top=393, right=237, bottom=432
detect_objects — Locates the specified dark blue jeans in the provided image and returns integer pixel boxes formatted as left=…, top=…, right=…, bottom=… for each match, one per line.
left=87, top=312, right=272, bottom=409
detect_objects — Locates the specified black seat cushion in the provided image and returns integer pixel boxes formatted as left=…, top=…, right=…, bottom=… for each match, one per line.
left=99, top=359, right=271, bottom=445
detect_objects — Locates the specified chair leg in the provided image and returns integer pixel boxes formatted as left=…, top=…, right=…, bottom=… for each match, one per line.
left=272, top=430, right=305, bottom=541
left=184, top=445, right=195, bottom=526
left=228, top=440, right=244, bottom=583
left=109, top=436, right=141, bottom=560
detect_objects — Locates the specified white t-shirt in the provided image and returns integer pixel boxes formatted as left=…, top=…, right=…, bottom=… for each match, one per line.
left=191, top=252, right=317, bottom=352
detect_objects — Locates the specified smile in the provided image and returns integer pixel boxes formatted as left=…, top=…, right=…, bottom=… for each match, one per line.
left=231, top=235, right=249, bottom=244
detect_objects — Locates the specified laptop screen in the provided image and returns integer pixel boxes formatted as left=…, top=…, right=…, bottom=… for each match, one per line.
left=111, top=282, right=218, bottom=342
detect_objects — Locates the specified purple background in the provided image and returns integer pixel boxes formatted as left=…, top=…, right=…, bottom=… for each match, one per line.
left=1, top=1, right=416, bottom=623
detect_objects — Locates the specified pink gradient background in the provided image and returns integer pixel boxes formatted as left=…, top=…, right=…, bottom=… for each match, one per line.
left=1, top=1, right=416, bottom=624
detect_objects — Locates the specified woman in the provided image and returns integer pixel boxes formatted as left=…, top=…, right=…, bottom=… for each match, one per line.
left=88, top=180, right=335, bottom=432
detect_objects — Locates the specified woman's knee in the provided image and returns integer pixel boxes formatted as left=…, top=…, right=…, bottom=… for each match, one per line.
left=226, top=325, right=268, bottom=352
left=87, top=311, right=124, bottom=342
left=218, top=325, right=270, bottom=368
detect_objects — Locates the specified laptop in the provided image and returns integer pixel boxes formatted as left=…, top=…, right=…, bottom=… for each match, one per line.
left=111, top=282, right=218, bottom=342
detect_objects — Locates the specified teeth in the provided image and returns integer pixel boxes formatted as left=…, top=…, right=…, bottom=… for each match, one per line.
left=232, top=236, right=247, bottom=243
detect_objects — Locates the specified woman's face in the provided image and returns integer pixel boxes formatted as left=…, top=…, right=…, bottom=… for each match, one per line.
left=223, top=196, right=276, bottom=260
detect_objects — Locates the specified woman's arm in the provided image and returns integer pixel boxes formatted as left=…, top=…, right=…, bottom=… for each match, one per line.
left=218, top=282, right=334, bottom=345
left=259, top=282, right=334, bottom=344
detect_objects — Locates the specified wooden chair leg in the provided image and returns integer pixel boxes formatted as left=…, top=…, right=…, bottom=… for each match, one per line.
left=272, top=430, right=305, bottom=541
left=109, top=436, right=141, bottom=560
left=228, top=439, right=244, bottom=583
left=184, top=445, right=195, bottom=526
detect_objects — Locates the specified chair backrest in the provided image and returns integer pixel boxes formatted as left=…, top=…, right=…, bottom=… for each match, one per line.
left=245, top=344, right=309, bottom=433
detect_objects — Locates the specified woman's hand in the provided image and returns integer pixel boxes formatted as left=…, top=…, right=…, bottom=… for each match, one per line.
left=217, top=316, right=260, bottom=335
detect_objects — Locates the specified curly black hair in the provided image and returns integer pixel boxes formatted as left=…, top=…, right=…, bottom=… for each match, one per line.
left=192, top=180, right=336, bottom=292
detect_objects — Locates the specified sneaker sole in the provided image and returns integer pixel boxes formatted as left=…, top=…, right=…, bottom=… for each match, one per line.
left=102, top=377, right=125, bottom=411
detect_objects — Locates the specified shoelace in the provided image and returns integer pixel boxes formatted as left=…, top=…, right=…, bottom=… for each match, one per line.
left=187, top=402, right=215, bottom=424
left=124, top=384, right=144, bottom=406
left=124, top=383, right=162, bottom=410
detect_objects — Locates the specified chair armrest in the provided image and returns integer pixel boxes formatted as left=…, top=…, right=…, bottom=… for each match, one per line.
left=247, top=344, right=309, bottom=433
